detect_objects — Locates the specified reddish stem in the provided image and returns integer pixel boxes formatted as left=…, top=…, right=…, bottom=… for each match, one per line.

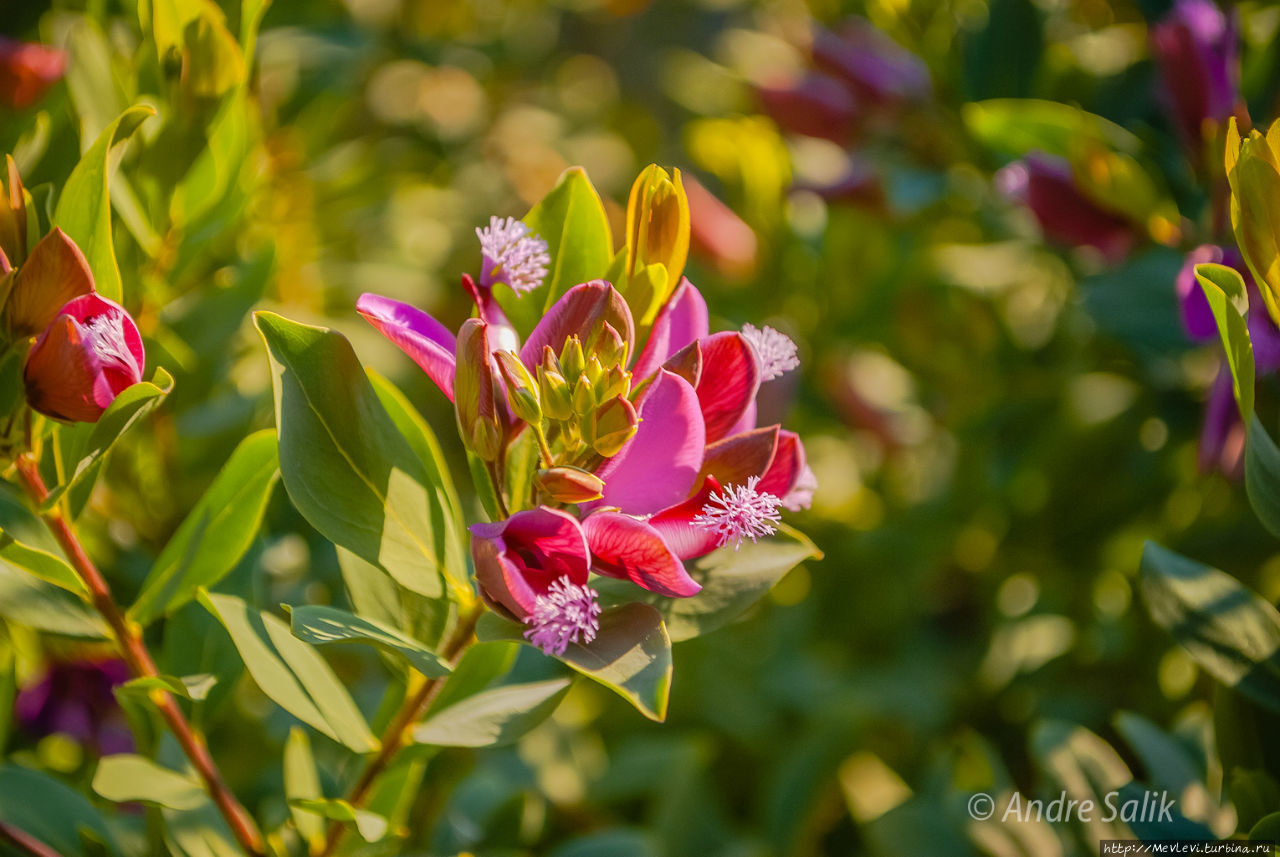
left=316, top=607, right=480, bottom=857
left=13, top=454, right=266, bottom=857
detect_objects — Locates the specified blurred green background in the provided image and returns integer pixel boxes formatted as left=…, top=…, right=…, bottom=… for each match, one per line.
left=9, top=0, right=1280, bottom=854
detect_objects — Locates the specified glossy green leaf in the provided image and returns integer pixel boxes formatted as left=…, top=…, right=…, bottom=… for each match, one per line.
left=0, top=530, right=85, bottom=596
left=0, top=560, right=108, bottom=638
left=171, top=88, right=249, bottom=227
left=963, top=99, right=1142, bottom=159
left=424, top=640, right=520, bottom=717
left=119, top=673, right=217, bottom=701
left=1246, top=416, right=1280, bottom=539
left=255, top=312, right=448, bottom=600
left=1196, top=262, right=1255, bottom=418
left=288, top=604, right=451, bottom=678
left=284, top=727, right=325, bottom=847
left=1141, top=542, right=1280, bottom=712
left=44, top=368, right=176, bottom=515
left=161, top=801, right=243, bottom=857
left=0, top=764, right=119, bottom=856
left=92, top=755, right=205, bottom=810
left=478, top=602, right=673, bottom=721
left=200, top=591, right=378, bottom=752
left=367, top=370, right=470, bottom=603
left=337, top=546, right=451, bottom=653
left=597, top=527, right=821, bottom=642
left=412, top=677, right=570, bottom=747
left=1030, top=721, right=1134, bottom=842
left=290, top=798, right=388, bottom=843
left=52, top=105, right=155, bottom=302
left=502, top=166, right=613, bottom=334
left=131, top=430, right=279, bottom=625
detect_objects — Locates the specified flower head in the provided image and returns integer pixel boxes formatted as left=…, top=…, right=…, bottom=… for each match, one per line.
left=470, top=507, right=591, bottom=620
left=1150, top=0, right=1238, bottom=152
left=741, top=323, right=799, bottom=381
left=16, top=656, right=132, bottom=755
left=523, top=575, right=602, bottom=656
left=24, top=293, right=145, bottom=423
left=693, top=475, right=783, bottom=550
left=477, top=215, right=550, bottom=295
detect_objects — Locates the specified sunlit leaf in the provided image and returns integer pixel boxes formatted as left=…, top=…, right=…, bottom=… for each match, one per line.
left=288, top=604, right=451, bottom=678
left=92, top=755, right=205, bottom=810
left=412, top=677, right=570, bottom=748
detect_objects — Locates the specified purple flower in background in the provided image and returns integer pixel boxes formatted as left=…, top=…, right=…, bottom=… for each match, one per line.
left=811, top=18, right=931, bottom=107
left=1150, top=0, right=1238, bottom=153
left=15, top=657, right=133, bottom=755
left=995, top=153, right=1136, bottom=263
left=756, top=72, right=859, bottom=145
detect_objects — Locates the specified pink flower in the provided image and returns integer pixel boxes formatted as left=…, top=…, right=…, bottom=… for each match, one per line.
left=0, top=38, right=66, bottom=111
left=1150, top=0, right=1238, bottom=155
left=24, top=293, right=145, bottom=423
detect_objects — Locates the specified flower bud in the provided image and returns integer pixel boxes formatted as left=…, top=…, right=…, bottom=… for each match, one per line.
left=535, top=466, right=605, bottom=503
left=0, top=156, right=28, bottom=269
left=24, top=294, right=145, bottom=423
left=538, top=363, right=573, bottom=422
left=624, top=164, right=690, bottom=325
left=572, top=375, right=596, bottom=416
left=1150, top=0, right=1238, bottom=154
left=592, top=395, right=639, bottom=457
left=494, top=349, right=542, bottom=425
left=7, top=228, right=95, bottom=340
left=1225, top=117, right=1280, bottom=326
left=560, top=335, right=585, bottom=382
left=453, top=318, right=502, bottom=461
left=593, top=322, right=627, bottom=369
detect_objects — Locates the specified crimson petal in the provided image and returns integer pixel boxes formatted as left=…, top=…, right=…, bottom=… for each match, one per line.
left=583, top=511, right=701, bottom=597
left=696, top=331, right=761, bottom=443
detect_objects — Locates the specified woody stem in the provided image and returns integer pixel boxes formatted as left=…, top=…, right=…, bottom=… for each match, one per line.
left=316, top=605, right=481, bottom=857
left=13, top=454, right=266, bottom=857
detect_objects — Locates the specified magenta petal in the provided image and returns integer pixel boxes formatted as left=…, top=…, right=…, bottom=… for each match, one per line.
left=757, top=429, right=814, bottom=510
left=519, top=281, right=634, bottom=371
left=591, top=369, right=706, bottom=516
left=583, top=511, right=702, bottom=597
left=697, top=332, right=761, bottom=443
left=649, top=477, right=724, bottom=560
left=633, top=278, right=710, bottom=379
left=357, top=293, right=458, bottom=402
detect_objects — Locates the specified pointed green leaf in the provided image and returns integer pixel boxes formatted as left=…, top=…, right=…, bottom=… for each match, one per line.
left=596, top=527, right=821, bottom=642
left=412, top=677, right=570, bottom=747
left=478, top=603, right=673, bottom=721
left=254, top=312, right=448, bottom=600
left=200, top=591, right=378, bottom=752
left=1141, top=542, right=1280, bottom=712
left=0, top=560, right=108, bottom=638
left=0, top=764, right=120, bottom=856
left=284, top=727, right=324, bottom=847
left=131, top=430, right=279, bottom=624
left=289, top=799, right=387, bottom=843
left=367, top=370, right=470, bottom=604
left=1246, top=416, right=1280, bottom=539
left=53, top=105, right=155, bottom=301
left=0, top=530, right=85, bottom=596
left=43, top=368, right=175, bottom=515
left=424, top=640, right=519, bottom=717
left=1196, top=262, right=1255, bottom=418
left=288, top=604, right=450, bottom=678
left=118, top=673, right=217, bottom=701
left=92, top=755, right=205, bottom=810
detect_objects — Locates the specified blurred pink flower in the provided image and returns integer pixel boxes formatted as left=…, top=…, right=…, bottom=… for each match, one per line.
left=0, top=38, right=66, bottom=111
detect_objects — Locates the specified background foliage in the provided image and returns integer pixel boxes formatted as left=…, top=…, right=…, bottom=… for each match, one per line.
left=6, top=0, right=1280, bottom=854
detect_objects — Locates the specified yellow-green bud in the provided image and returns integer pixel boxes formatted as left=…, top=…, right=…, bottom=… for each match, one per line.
left=535, top=466, right=605, bottom=503
left=561, top=335, right=586, bottom=381
left=593, top=395, right=639, bottom=457
left=494, top=350, right=542, bottom=425
left=572, top=375, right=596, bottom=416
left=538, top=364, right=573, bottom=421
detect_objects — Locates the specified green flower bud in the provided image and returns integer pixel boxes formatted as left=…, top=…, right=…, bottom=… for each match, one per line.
left=535, top=466, right=605, bottom=503
left=572, top=375, right=596, bottom=416
left=593, top=395, right=639, bottom=457
left=561, top=335, right=585, bottom=381
left=495, top=350, right=542, bottom=425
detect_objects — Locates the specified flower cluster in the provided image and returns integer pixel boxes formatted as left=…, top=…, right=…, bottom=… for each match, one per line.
left=360, top=165, right=814, bottom=655
left=0, top=164, right=144, bottom=424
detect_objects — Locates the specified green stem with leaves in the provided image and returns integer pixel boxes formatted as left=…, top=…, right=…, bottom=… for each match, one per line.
left=12, top=454, right=267, bottom=857
left=317, top=605, right=482, bottom=857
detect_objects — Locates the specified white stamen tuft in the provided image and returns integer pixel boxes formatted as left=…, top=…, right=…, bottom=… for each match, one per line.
left=741, top=323, right=799, bottom=381
left=693, top=475, right=783, bottom=550
left=523, top=575, right=601, bottom=656
left=477, top=216, right=551, bottom=295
